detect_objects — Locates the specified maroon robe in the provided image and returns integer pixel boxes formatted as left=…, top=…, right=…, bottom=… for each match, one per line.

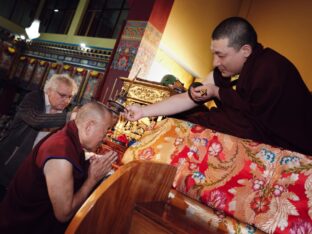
left=0, top=121, right=88, bottom=234
left=182, top=44, right=312, bottom=155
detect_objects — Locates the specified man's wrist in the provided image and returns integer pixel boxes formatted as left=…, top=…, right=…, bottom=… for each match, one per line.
left=187, top=82, right=205, bottom=105
left=85, top=176, right=98, bottom=189
left=141, top=106, right=147, bottom=118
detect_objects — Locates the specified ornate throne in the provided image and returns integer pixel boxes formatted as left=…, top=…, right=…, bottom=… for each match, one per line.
left=109, top=77, right=175, bottom=142
left=97, top=77, right=175, bottom=165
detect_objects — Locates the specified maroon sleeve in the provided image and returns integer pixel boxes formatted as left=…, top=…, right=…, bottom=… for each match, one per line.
left=213, top=68, right=232, bottom=88
left=217, top=56, right=286, bottom=118
left=213, top=68, right=252, bottom=112
left=35, top=132, right=83, bottom=173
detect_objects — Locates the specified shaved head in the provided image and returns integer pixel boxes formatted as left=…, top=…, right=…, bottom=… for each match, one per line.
left=212, top=17, right=257, bottom=50
left=75, top=102, right=113, bottom=151
left=75, top=102, right=112, bottom=126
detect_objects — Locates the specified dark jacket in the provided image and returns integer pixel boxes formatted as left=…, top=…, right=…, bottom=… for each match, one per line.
left=0, top=90, right=68, bottom=187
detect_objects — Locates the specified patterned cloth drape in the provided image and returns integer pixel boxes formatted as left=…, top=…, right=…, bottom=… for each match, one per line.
left=123, top=118, right=312, bottom=234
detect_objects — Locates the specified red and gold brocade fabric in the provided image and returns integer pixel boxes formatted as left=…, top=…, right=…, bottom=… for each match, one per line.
left=122, top=118, right=312, bottom=234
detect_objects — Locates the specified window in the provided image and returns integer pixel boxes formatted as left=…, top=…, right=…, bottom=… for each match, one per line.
left=39, top=0, right=79, bottom=34
left=0, top=0, right=40, bottom=28
left=78, top=0, right=129, bottom=39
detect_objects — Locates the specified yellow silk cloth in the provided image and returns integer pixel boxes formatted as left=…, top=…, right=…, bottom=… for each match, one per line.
left=123, top=118, right=312, bottom=234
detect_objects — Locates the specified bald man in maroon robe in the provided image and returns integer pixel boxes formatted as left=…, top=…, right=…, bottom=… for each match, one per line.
left=0, top=102, right=117, bottom=234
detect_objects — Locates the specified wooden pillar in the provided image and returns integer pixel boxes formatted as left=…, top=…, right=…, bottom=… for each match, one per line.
left=96, top=0, right=174, bottom=104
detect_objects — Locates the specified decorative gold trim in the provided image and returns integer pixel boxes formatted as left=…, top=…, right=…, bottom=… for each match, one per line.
left=120, top=77, right=172, bottom=104
left=111, top=77, right=173, bottom=142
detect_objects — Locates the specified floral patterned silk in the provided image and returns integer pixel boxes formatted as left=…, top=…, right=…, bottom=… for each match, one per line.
left=122, top=118, right=312, bottom=234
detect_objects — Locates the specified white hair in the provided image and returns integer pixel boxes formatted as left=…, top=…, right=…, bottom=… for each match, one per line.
left=44, top=74, right=78, bottom=95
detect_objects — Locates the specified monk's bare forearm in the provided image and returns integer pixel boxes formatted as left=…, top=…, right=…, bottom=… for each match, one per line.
left=67, top=177, right=98, bottom=220
left=141, top=92, right=197, bottom=117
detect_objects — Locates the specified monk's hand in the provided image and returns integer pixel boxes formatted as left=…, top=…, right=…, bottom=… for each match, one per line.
left=88, top=151, right=118, bottom=183
left=191, top=84, right=216, bottom=101
left=122, top=104, right=144, bottom=121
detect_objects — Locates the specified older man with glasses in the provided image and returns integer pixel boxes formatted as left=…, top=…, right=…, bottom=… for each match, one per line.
left=0, top=74, right=78, bottom=200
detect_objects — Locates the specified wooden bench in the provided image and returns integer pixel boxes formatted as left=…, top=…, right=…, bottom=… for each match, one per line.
left=129, top=200, right=221, bottom=234
left=65, top=160, right=176, bottom=234
left=65, top=160, right=232, bottom=234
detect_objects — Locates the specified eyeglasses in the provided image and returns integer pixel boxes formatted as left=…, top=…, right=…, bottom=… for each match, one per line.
left=55, top=90, right=73, bottom=99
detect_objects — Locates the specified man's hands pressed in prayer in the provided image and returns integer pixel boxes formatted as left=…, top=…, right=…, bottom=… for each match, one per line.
left=88, top=151, right=118, bottom=182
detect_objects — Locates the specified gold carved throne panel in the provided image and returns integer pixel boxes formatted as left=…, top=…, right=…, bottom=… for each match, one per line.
left=111, top=77, right=174, bottom=143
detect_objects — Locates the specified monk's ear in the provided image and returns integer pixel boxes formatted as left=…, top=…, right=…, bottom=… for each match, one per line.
left=241, top=44, right=252, bottom=58
left=85, top=120, right=95, bottom=136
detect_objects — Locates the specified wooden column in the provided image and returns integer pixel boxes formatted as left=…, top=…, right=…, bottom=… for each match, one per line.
left=96, top=0, right=174, bottom=104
